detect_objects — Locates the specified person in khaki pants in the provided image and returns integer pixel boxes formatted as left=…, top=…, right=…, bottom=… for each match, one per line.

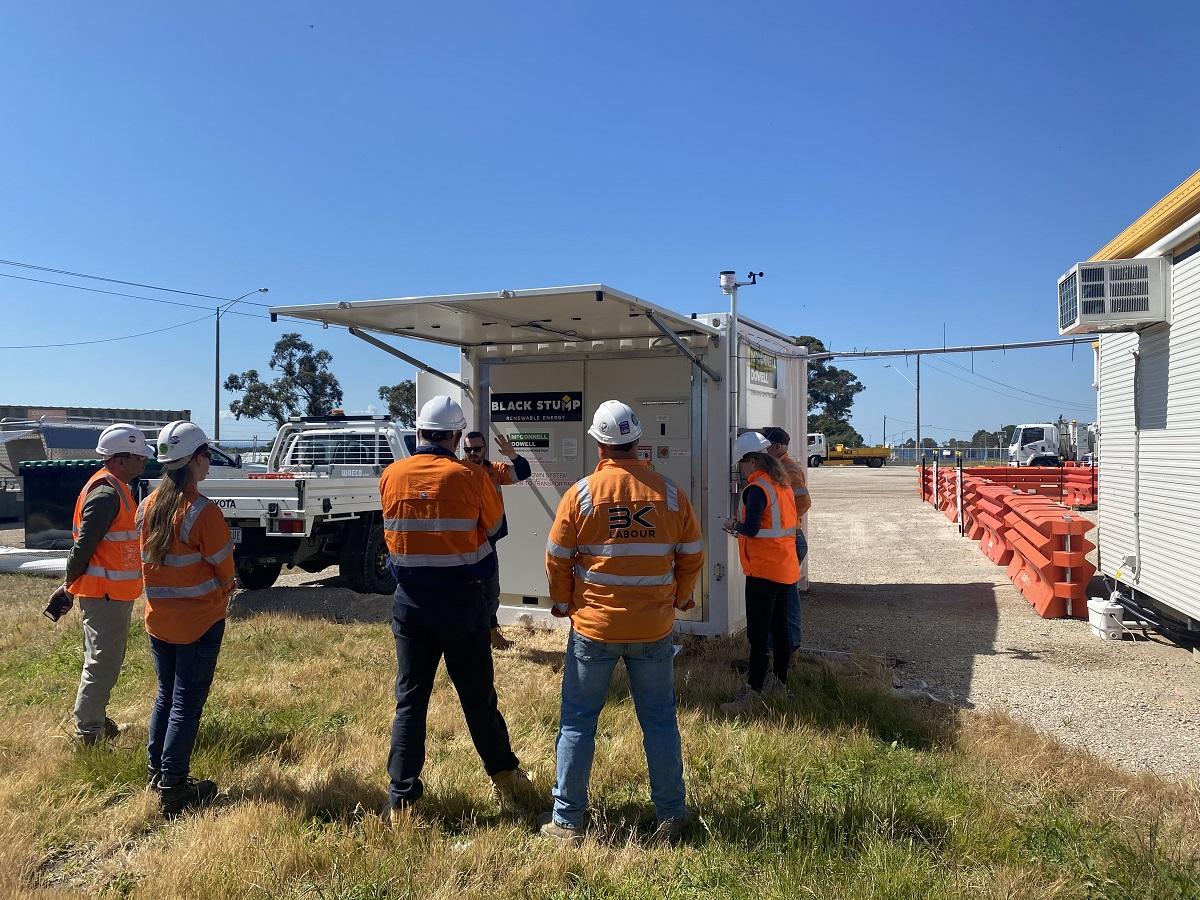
left=46, top=425, right=152, bottom=744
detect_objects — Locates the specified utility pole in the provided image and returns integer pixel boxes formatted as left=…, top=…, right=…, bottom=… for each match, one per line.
left=214, top=287, right=269, bottom=442
left=882, top=414, right=886, bottom=447
left=915, top=354, right=921, bottom=461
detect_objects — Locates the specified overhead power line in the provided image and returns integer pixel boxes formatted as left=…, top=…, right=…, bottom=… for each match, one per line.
left=0, top=271, right=331, bottom=330
left=0, top=270, right=267, bottom=319
left=921, top=357, right=1093, bottom=412
left=0, top=257, right=271, bottom=307
left=0, top=313, right=215, bottom=349
left=937, top=354, right=1093, bottom=409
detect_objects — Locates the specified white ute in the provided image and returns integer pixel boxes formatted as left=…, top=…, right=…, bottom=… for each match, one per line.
left=202, top=415, right=415, bottom=592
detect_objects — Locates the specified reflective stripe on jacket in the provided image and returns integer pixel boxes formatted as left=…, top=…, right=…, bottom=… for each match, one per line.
left=380, top=446, right=503, bottom=584
left=139, top=489, right=236, bottom=644
left=545, top=458, right=704, bottom=643
left=781, top=453, right=812, bottom=519
left=738, top=470, right=801, bottom=584
left=68, top=469, right=142, bottom=600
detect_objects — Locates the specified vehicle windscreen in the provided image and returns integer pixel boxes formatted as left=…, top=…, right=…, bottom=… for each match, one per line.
left=1016, top=427, right=1047, bottom=446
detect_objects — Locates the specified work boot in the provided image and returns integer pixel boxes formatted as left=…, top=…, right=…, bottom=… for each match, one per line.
left=75, top=718, right=128, bottom=746
left=719, top=684, right=763, bottom=716
left=761, top=673, right=791, bottom=701
left=652, top=808, right=695, bottom=844
left=159, top=777, right=218, bottom=817
left=536, top=811, right=584, bottom=846
left=491, top=767, right=537, bottom=811
left=490, top=627, right=512, bottom=651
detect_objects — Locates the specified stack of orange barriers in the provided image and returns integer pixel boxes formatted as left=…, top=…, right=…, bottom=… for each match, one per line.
left=916, top=465, right=1095, bottom=619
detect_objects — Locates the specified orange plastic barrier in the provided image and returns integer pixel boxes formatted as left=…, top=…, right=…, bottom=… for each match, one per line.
left=1002, top=497, right=1094, bottom=619
left=915, top=467, right=1096, bottom=619
left=973, top=485, right=1014, bottom=566
left=1062, top=466, right=1097, bottom=508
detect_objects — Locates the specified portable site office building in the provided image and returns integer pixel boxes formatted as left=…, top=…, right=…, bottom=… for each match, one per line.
left=1082, top=173, right=1200, bottom=636
left=271, top=284, right=808, bottom=637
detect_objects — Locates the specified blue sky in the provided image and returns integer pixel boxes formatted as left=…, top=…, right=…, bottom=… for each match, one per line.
left=2, top=2, right=1197, bottom=445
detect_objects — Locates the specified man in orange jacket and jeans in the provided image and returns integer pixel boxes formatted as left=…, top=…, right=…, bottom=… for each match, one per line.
left=540, top=400, right=704, bottom=844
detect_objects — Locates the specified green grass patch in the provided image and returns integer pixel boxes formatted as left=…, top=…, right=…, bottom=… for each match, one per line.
left=1, top=580, right=1197, bottom=900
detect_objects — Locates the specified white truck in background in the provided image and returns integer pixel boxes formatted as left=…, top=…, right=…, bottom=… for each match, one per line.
left=1007, top=420, right=1094, bottom=467
left=202, top=415, right=416, bottom=592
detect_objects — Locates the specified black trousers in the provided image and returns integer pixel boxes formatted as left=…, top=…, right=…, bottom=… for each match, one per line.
left=746, top=575, right=792, bottom=692
left=388, top=578, right=520, bottom=807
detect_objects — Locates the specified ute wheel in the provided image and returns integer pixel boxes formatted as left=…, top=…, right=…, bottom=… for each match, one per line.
left=341, top=520, right=397, bottom=595
left=867, top=457, right=884, bottom=468
left=236, top=562, right=282, bottom=591
left=1030, top=456, right=1060, bottom=468
left=808, top=456, right=822, bottom=468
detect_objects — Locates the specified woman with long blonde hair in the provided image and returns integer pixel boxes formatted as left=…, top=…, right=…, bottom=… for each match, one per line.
left=138, top=421, right=236, bottom=817
left=720, top=432, right=801, bottom=715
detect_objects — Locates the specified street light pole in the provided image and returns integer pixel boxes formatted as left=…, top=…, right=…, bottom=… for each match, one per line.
left=215, top=288, right=269, bottom=442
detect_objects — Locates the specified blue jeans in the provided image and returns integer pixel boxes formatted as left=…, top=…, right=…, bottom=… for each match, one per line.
left=552, top=630, right=686, bottom=830
left=147, top=618, right=225, bottom=787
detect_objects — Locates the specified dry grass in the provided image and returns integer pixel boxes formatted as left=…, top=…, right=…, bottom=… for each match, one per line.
left=0, top=572, right=1197, bottom=900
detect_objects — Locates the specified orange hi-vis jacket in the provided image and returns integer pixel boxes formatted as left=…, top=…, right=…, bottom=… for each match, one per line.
left=138, top=489, right=236, bottom=644
left=738, top=470, right=801, bottom=584
left=780, top=453, right=812, bottom=519
left=545, top=458, right=704, bottom=643
left=380, top=446, right=504, bottom=583
left=68, top=468, right=143, bottom=601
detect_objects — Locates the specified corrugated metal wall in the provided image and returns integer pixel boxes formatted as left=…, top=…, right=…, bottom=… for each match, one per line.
left=1098, top=242, right=1200, bottom=622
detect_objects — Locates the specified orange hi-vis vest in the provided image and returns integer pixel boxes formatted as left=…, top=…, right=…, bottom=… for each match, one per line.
left=380, top=447, right=503, bottom=582
left=545, top=458, right=704, bottom=643
left=738, top=469, right=801, bottom=584
left=138, top=491, right=236, bottom=644
left=69, top=468, right=143, bottom=600
left=780, top=453, right=812, bottom=519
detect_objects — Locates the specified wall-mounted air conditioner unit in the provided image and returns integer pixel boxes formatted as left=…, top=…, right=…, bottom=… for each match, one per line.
left=1057, top=257, right=1170, bottom=336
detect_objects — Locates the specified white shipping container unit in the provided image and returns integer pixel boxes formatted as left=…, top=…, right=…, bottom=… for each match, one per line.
left=271, top=284, right=809, bottom=636
left=1091, top=235, right=1200, bottom=634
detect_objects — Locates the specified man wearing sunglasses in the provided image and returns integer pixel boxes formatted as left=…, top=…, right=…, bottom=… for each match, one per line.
left=48, top=424, right=153, bottom=745
left=461, top=431, right=531, bottom=649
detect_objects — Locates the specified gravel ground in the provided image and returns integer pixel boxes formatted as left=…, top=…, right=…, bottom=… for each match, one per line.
left=804, top=465, right=1200, bottom=782
left=6, top=469, right=1197, bottom=781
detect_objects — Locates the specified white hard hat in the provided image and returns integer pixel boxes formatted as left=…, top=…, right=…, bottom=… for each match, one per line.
left=733, top=431, right=771, bottom=460
left=96, top=423, right=153, bottom=459
left=415, top=395, right=468, bottom=431
left=156, top=420, right=210, bottom=469
left=588, top=400, right=643, bottom=445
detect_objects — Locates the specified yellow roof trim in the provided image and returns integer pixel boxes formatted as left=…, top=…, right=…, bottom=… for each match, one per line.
left=1090, top=168, right=1200, bottom=261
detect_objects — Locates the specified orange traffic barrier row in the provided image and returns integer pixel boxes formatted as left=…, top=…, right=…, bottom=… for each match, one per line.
left=916, top=464, right=1096, bottom=619
left=917, top=464, right=1099, bottom=508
